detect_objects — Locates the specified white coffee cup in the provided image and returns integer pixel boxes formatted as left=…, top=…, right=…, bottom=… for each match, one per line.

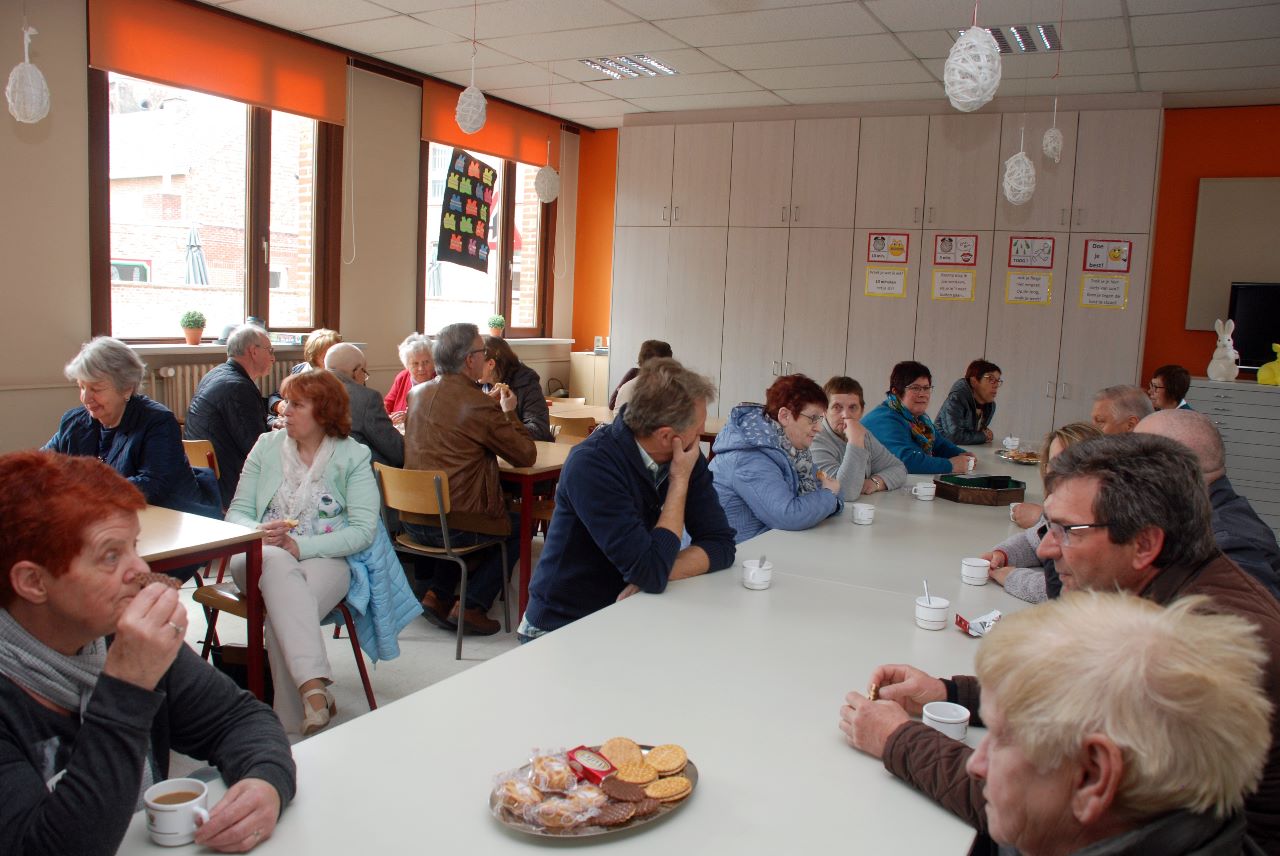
left=144, top=778, right=210, bottom=846
left=966, top=457, right=976, bottom=472
left=961, top=557, right=991, bottom=586
left=1002, top=435, right=1020, bottom=451
left=911, top=482, right=937, bottom=501
left=922, top=701, right=971, bottom=740
left=852, top=502, right=875, bottom=525
left=742, top=559, right=773, bottom=590
left=914, top=595, right=949, bottom=630
left=1009, top=501, right=1020, bottom=522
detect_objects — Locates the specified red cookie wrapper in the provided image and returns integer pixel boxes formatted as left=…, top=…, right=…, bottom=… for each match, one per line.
left=567, top=746, right=617, bottom=785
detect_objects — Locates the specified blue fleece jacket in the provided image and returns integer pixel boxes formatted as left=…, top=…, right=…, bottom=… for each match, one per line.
left=708, top=405, right=841, bottom=543
left=862, top=399, right=965, bottom=475
left=525, top=411, right=736, bottom=633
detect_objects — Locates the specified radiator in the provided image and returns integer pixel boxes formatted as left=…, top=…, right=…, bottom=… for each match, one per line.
left=151, top=361, right=294, bottom=423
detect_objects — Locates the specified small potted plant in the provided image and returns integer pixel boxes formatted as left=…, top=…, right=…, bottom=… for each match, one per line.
left=180, top=310, right=207, bottom=345
left=487, top=314, right=506, bottom=337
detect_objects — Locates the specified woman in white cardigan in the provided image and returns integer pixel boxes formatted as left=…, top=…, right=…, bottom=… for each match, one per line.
left=226, top=369, right=379, bottom=736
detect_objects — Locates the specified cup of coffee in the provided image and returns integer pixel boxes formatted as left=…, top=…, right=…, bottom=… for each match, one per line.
left=911, top=482, right=937, bottom=501
left=922, top=701, right=971, bottom=740
left=851, top=503, right=875, bottom=525
left=914, top=595, right=949, bottom=630
left=742, top=559, right=773, bottom=591
left=1009, top=501, right=1020, bottom=522
left=144, top=778, right=210, bottom=846
left=966, top=457, right=976, bottom=472
left=1002, top=436, right=1020, bottom=451
left=961, top=557, right=991, bottom=586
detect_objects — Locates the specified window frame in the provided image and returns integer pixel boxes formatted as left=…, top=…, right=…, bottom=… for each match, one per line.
left=87, top=68, right=344, bottom=343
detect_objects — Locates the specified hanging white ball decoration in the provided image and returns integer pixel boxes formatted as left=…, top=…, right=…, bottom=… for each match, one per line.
left=534, top=165, right=560, bottom=203
left=6, top=26, right=49, bottom=124
left=943, top=26, right=1002, bottom=113
left=1002, top=151, right=1036, bottom=206
left=455, top=84, right=487, bottom=134
left=1042, top=126, right=1063, bottom=164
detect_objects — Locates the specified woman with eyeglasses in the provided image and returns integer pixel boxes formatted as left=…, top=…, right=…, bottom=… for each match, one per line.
left=709, top=374, right=842, bottom=543
left=936, top=358, right=1002, bottom=445
left=862, top=361, right=975, bottom=474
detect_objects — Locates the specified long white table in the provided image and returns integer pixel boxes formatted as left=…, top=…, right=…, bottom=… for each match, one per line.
left=119, top=448, right=1039, bottom=853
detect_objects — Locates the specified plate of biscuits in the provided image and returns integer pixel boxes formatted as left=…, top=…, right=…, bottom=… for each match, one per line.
left=489, top=738, right=697, bottom=837
left=996, top=449, right=1041, bottom=466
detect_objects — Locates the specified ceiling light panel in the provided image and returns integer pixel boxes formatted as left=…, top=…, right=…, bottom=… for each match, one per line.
left=580, top=54, right=679, bottom=78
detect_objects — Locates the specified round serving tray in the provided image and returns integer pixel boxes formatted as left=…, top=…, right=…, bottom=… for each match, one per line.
left=996, top=449, right=1040, bottom=466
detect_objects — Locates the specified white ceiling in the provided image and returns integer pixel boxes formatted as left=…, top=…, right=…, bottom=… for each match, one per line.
left=202, top=0, right=1280, bottom=129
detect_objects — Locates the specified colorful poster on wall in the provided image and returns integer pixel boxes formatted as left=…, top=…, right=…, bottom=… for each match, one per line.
left=867, top=233, right=910, bottom=264
left=436, top=147, right=498, bottom=273
left=1080, top=274, right=1129, bottom=309
left=933, top=234, right=977, bottom=266
left=1009, top=236, right=1055, bottom=269
left=1005, top=271, right=1052, bottom=305
left=932, top=269, right=975, bottom=301
left=1082, top=239, right=1132, bottom=273
left=865, top=266, right=907, bottom=297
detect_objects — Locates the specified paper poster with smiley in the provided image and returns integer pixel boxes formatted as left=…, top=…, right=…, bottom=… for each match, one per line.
left=1083, top=239, right=1132, bottom=273
left=868, top=233, right=910, bottom=264
left=934, top=234, right=978, bottom=266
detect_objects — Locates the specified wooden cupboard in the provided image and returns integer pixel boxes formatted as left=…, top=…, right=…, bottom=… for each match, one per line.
left=847, top=228, right=924, bottom=396
left=922, top=114, right=1001, bottom=231
left=995, top=112, right=1078, bottom=232
left=614, top=124, right=732, bottom=227
left=615, top=126, right=674, bottom=227
left=780, top=228, right=854, bottom=381
left=791, top=118, right=859, bottom=228
left=729, top=120, right=795, bottom=228
left=1070, top=110, right=1160, bottom=234
left=855, top=116, right=929, bottom=230
left=720, top=228, right=789, bottom=409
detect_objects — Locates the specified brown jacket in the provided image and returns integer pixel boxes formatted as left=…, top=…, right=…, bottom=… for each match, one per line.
left=404, top=373, right=536, bottom=535
left=883, top=552, right=1280, bottom=854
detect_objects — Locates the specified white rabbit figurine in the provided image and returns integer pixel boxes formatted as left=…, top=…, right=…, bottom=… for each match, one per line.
left=1207, top=318, right=1240, bottom=382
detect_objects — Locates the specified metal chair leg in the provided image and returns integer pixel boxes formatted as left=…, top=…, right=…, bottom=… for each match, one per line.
left=454, top=555, right=468, bottom=661
left=498, top=542, right=510, bottom=633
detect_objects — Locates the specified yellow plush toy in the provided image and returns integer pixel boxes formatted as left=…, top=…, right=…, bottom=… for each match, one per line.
left=1259, top=344, right=1280, bottom=386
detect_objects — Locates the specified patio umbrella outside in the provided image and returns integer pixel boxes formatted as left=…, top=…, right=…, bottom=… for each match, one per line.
left=185, top=224, right=209, bottom=285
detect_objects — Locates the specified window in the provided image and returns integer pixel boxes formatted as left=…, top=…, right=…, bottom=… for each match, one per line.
left=420, top=142, right=553, bottom=336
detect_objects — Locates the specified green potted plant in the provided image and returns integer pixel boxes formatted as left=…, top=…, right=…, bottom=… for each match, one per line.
left=180, top=310, right=207, bottom=345
left=487, top=314, right=506, bottom=337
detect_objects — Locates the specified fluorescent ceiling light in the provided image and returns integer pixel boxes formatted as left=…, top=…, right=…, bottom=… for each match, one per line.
left=958, top=25, right=1061, bottom=54
left=579, top=54, right=679, bottom=79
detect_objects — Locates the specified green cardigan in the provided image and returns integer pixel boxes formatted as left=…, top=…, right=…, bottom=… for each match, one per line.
left=226, top=430, right=379, bottom=561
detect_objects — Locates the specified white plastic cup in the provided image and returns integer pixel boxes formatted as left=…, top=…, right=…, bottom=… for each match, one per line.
left=961, top=557, right=991, bottom=586
left=1009, top=501, right=1020, bottom=522
left=144, top=778, right=210, bottom=846
left=1002, top=436, right=1020, bottom=451
left=852, top=502, right=875, bottom=525
left=966, top=457, right=976, bottom=472
left=914, top=595, right=949, bottom=630
left=922, top=701, right=971, bottom=740
left=911, top=482, right=937, bottom=501
left=742, top=559, right=773, bottom=590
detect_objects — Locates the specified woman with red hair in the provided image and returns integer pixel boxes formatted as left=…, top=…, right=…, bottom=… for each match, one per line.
left=226, top=369, right=380, bottom=736
left=709, top=374, right=843, bottom=543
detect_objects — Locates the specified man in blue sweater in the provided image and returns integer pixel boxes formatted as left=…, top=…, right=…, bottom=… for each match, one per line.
left=520, top=359, right=736, bottom=640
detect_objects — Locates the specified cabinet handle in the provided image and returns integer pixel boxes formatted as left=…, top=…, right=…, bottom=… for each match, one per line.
left=781, top=205, right=788, bottom=223
left=912, top=207, right=920, bottom=224
left=1058, top=382, right=1071, bottom=399
left=1213, top=420, right=1226, bottom=427
left=792, top=205, right=799, bottom=223
left=1213, top=393, right=1232, bottom=400
left=661, top=206, right=668, bottom=223
left=1212, top=406, right=1231, bottom=413
left=1074, top=208, right=1083, bottom=227
left=674, top=206, right=680, bottom=222
left=771, top=361, right=780, bottom=375
left=1059, top=208, right=1067, bottom=226
left=1045, top=381, right=1055, bottom=399
left=927, top=207, right=935, bottom=224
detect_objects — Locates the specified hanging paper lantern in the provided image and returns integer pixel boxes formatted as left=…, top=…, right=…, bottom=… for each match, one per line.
left=943, top=26, right=1002, bottom=113
left=1042, top=126, right=1063, bottom=164
left=455, top=84, right=486, bottom=134
left=6, top=26, right=49, bottom=124
left=535, top=165, right=560, bottom=203
left=1002, top=151, right=1036, bottom=205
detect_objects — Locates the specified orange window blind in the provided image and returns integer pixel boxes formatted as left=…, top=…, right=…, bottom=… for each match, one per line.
left=421, top=77, right=560, bottom=167
left=88, top=0, right=348, bottom=125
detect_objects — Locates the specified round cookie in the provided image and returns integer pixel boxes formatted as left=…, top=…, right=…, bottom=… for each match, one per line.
left=592, top=801, right=636, bottom=827
left=645, top=744, right=687, bottom=776
left=613, top=762, right=658, bottom=785
left=631, top=797, right=661, bottom=818
left=644, top=775, right=692, bottom=803
left=600, top=736, right=643, bottom=767
left=601, top=775, right=647, bottom=802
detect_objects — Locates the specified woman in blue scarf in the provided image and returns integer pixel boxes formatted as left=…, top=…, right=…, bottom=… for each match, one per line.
left=862, top=361, right=976, bottom=475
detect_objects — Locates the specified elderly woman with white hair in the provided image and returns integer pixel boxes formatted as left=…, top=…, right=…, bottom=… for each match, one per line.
left=45, top=336, right=220, bottom=518
left=384, top=332, right=435, bottom=426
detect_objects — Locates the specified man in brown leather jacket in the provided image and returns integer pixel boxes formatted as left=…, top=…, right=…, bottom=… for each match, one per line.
left=403, top=322, right=536, bottom=635
left=839, top=433, right=1280, bottom=854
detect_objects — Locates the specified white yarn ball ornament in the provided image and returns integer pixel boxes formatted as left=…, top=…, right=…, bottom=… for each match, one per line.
left=1042, top=126, right=1063, bottom=164
left=6, top=26, right=49, bottom=124
left=534, top=165, right=560, bottom=203
left=1002, top=151, right=1036, bottom=206
left=455, top=84, right=487, bottom=134
left=944, top=27, right=1003, bottom=112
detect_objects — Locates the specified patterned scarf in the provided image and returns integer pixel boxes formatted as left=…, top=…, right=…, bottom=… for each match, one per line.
left=774, top=419, right=819, bottom=495
left=885, top=393, right=935, bottom=455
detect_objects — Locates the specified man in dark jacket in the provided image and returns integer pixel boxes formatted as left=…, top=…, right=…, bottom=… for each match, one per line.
left=324, top=343, right=404, bottom=468
left=935, top=359, right=1000, bottom=445
left=184, top=324, right=274, bottom=503
left=521, top=358, right=736, bottom=639
left=839, top=433, right=1280, bottom=854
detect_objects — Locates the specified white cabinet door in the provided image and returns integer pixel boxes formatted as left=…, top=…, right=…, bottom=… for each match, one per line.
left=984, top=231, right=1070, bottom=442
left=995, top=112, right=1078, bottom=232
left=791, top=118, right=859, bottom=228
left=1054, top=233, right=1150, bottom=425
left=721, top=228, right=789, bottom=410
left=664, top=228, right=728, bottom=393
left=672, top=124, right=733, bottom=227
left=1071, top=110, right=1160, bottom=234
left=856, top=116, right=929, bottom=230
left=615, top=125, right=675, bottom=227
left=923, top=114, right=1001, bottom=231
left=847, top=229, right=923, bottom=396
left=729, top=120, right=795, bottom=228
left=781, top=229, right=854, bottom=380
left=609, top=227, right=670, bottom=391
left=913, top=231, right=995, bottom=417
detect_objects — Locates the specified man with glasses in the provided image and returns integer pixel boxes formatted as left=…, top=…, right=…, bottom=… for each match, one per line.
left=936, top=359, right=1002, bottom=445
left=324, top=343, right=403, bottom=468
left=184, top=323, right=274, bottom=503
left=838, top=432, right=1280, bottom=852
left=862, top=360, right=975, bottom=474
left=402, top=322, right=535, bottom=635
left=1090, top=384, right=1153, bottom=434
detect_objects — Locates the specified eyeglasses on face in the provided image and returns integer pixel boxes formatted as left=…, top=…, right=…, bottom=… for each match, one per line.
left=255, top=343, right=276, bottom=355
left=1148, top=382, right=1165, bottom=391
left=799, top=411, right=824, bottom=425
left=904, top=384, right=933, bottom=394
left=980, top=374, right=1004, bottom=385
left=1045, top=520, right=1111, bottom=547
left=467, top=347, right=489, bottom=359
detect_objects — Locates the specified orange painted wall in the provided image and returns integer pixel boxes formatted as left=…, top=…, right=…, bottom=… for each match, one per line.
left=572, top=129, right=617, bottom=349
left=1142, top=106, right=1280, bottom=381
